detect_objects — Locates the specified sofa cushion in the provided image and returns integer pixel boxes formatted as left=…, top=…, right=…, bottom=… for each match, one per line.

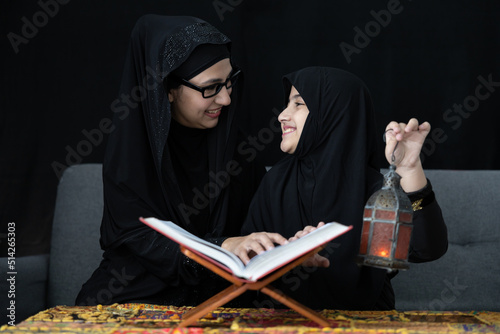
left=392, top=170, right=500, bottom=311
left=0, top=254, right=49, bottom=324
left=47, top=164, right=104, bottom=307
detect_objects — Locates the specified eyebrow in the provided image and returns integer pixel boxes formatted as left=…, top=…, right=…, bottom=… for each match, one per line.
left=199, top=70, right=233, bottom=85
left=288, top=94, right=302, bottom=103
left=200, top=78, right=224, bottom=85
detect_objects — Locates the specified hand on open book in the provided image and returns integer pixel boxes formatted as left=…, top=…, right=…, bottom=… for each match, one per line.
left=289, top=221, right=330, bottom=268
left=288, top=222, right=326, bottom=241
left=222, top=232, right=289, bottom=265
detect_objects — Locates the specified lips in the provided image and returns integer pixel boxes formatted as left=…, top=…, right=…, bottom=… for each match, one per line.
left=282, top=126, right=296, bottom=136
left=205, top=108, right=221, bottom=118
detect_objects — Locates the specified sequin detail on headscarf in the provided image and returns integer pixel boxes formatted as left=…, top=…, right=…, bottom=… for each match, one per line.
left=161, top=22, right=230, bottom=72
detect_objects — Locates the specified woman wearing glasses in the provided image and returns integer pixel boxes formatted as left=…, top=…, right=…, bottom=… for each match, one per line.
left=76, top=15, right=272, bottom=306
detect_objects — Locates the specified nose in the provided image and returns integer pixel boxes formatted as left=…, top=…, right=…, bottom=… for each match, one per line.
left=214, top=86, right=231, bottom=106
left=278, top=106, right=290, bottom=123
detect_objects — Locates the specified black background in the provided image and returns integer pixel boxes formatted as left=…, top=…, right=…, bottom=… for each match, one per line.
left=1, top=0, right=499, bottom=257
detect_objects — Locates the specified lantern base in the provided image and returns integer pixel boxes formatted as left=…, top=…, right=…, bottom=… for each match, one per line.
left=356, top=255, right=409, bottom=272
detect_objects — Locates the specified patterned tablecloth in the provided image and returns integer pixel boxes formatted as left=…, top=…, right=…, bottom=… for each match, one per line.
left=1, top=304, right=500, bottom=333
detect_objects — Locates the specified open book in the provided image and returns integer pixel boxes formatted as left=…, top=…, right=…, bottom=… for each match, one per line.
left=140, top=217, right=352, bottom=282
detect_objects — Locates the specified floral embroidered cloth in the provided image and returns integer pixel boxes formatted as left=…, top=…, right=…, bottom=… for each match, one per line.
left=2, top=304, right=500, bottom=333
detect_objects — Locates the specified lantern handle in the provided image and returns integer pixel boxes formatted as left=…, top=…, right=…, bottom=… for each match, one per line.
left=383, top=129, right=399, bottom=165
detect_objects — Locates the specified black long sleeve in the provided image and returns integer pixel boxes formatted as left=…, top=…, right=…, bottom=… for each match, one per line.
left=408, top=197, right=448, bottom=263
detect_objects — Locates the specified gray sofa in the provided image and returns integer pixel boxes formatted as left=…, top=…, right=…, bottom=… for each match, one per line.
left=391, top=169, right=500, bottom=311
left=1, top=164, right=499, bottom=324
left=0, top=164, right=103, bottom=325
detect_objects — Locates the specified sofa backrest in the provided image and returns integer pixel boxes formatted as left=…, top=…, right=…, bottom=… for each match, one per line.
left=47, top=165, right=500, bottom=311
left=47, top=164, right=104, bottom=307
left=391, top=169, right=500, bottom=311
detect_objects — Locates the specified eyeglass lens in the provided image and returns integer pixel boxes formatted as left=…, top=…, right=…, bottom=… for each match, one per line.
left=203, top=72, right=239, bottom=98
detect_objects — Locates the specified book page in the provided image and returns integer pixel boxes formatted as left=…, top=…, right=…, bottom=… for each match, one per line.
left=242, top=222, right=352, bottom=281
left=140, top=217, right=246, bottom=276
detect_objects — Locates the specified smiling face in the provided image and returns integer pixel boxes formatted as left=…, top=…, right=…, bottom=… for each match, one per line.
left=278, top=86, right=310, bottom=154
left=168, top=58, right=233, bottom=129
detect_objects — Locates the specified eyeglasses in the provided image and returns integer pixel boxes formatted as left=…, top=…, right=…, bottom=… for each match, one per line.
left=177, top=69, right=241, bottom=98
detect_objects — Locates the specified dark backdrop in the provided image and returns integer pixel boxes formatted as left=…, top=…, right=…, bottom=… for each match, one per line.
left=1, top=0, right=499, bottom=257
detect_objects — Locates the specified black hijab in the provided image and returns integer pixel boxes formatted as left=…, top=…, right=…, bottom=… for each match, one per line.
left=77, top=15, right=268, bottom=306
left=242, top=67, right=388, bottom=310
left=101, top=15, right=240, bottom=249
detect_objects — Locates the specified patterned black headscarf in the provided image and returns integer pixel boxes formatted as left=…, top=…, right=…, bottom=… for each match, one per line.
left=101, top=15, right=239, bottom=247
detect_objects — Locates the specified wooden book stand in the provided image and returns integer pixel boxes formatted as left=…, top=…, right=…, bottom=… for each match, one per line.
left=178, top=245, right=331, bottom=327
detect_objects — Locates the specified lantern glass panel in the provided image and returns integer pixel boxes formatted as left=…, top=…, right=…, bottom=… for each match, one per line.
left=359, top=221, right=371, bottom=255
left=395, top=225, right=412, bottom=259
left=369, top=222, right=394, bottom=258
left=375, top=210, right=396, bottom=220
left=399, top=212, right=412, bottom=223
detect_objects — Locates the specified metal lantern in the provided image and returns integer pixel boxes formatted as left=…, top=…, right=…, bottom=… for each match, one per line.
left=357, top=164, right=413, bottom=272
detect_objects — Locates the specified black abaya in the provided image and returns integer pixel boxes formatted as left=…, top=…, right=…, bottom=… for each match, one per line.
left=76, top=15, right=265, bottom=306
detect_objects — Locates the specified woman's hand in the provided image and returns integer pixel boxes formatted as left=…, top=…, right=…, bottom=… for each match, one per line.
left=384, top=118, right=429, bottom=192
left=222, top=232, right=288, bottom=265
left=289, top=221, right=330, bottom=268
left=289, top=221, right=326, bottom=241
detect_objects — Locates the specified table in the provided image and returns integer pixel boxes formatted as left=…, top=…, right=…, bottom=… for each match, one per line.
left=1, top=304, right=499, bottom=333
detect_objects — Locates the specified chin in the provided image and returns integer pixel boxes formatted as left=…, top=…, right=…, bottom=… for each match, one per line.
left=280, top=143, right=291, bottom=154
left=202, top=120, right=219, bottom=129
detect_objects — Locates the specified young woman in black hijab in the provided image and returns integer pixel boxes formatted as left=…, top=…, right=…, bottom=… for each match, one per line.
left=223, top=67, right=448, bottom=310
left=75, top=15, right=276, bottom=306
